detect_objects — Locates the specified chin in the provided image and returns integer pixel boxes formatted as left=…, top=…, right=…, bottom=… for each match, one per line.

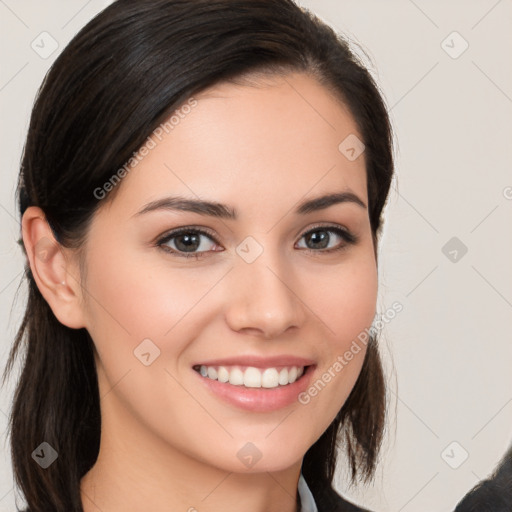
left=200, top=439, right=307, bottom=475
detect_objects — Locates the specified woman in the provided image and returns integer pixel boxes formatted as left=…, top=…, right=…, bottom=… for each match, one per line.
left=2, top=0, right=394, bottom=510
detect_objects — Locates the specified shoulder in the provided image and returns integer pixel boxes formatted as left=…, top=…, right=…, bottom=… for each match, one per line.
left=312, top=484, right=373, bottom=512
left=454, top=448, right=512, bottom=512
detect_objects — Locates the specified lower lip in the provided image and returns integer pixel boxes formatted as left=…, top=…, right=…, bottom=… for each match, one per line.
left=194, top=366, right=316, bottom=412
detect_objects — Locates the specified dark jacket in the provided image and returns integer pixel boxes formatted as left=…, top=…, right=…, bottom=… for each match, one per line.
left=453, top=445, right=512, bottom=512
left=312, top=485, right=371, bottom=512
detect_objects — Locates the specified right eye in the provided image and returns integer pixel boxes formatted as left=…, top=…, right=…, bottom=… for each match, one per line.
left=156, top=227, right=222, bottom=259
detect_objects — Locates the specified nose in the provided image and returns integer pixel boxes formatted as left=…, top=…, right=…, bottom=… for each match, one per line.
left=224, top=245, right=306, bottom=339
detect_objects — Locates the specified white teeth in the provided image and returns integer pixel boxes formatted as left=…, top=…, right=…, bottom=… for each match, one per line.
left=278, top=368, right=288, bottom=385
left=196, top=365, right=306, bottom=388
left=228, top=368, right=244, bottom=386
left=217, top=366, right=229, bottom=383
left=261, top=368, right=279, bottom=388
left=244, top=367, right=261, bottom=388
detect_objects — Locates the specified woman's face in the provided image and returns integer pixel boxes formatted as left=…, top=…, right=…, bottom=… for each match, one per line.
left=77, top=71, right=377, bottom=473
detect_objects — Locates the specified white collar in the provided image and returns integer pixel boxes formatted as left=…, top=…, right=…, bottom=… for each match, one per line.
left=298, top=473, right=318, bottom=512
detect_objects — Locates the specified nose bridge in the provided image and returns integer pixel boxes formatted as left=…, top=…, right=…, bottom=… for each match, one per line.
left=225, top=234, right=304, bottom=338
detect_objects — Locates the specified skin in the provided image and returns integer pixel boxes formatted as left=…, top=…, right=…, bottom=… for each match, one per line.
left=22, top=71, right=378, bottom=512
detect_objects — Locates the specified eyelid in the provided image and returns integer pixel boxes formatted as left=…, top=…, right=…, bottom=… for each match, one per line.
left=301, top=222, right=353, bottom=238
left=297, top=223, right=359, bottom=249
left=157, top=225, right=219, bottom=242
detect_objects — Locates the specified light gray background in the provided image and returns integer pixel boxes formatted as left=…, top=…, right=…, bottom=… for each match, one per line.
left=1, top=1, right=511, bottom=511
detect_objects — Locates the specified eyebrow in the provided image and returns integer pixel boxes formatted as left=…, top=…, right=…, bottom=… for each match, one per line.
left=133, top=191, right=367, bottom=220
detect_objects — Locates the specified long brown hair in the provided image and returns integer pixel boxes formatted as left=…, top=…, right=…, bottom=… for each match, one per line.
left=2, top=1, right=394, bottom=510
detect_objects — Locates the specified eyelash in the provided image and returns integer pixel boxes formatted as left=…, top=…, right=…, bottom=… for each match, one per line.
left=156, top=224, right=359, bottom=260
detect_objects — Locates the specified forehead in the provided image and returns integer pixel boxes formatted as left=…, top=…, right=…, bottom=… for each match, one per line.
left=101, top=71, right=367, bottom=219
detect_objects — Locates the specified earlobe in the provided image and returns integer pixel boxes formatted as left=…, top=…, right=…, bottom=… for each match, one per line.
left=21, top=206, right=87, bottom=329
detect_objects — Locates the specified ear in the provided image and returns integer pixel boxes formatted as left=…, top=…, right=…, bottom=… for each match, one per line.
left=21, top=206, right=87, bottom=329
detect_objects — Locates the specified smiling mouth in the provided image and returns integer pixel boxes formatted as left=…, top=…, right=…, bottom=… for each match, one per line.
left=192, top=364, right=310, bottom=389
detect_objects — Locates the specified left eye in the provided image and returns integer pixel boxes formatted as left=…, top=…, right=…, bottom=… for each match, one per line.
left=296, top=226, right=356, bottom=252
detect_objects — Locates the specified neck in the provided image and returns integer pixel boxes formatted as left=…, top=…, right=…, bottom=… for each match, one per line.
left=80, top=398, right=302, bottom=512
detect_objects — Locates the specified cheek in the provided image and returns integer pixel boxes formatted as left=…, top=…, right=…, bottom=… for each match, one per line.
left=296, top=256, right=377, bottom=420
left=311, top=255, right=378, bottom=347
left=82, top=244, right=214, bottom=343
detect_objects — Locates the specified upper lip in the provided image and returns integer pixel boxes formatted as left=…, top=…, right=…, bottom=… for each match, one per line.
left=192, top=355, right=316, bottom=368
